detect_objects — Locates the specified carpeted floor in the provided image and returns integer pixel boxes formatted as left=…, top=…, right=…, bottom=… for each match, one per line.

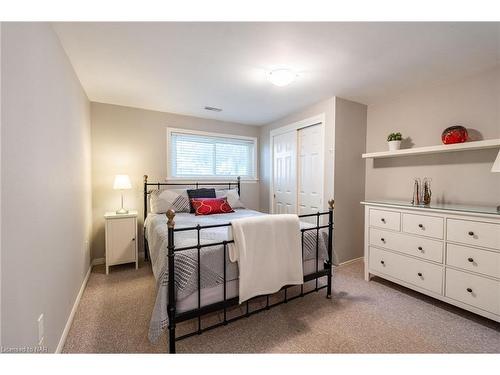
left=63, top=259, right=500, bottom=353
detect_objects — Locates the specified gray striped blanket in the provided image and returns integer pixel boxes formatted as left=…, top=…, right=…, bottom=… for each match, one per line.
left=145, top=209, right=330, bottom=342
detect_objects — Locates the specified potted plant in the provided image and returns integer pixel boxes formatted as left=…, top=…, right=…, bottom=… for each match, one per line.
left=387, top=132, right=402, bottom=151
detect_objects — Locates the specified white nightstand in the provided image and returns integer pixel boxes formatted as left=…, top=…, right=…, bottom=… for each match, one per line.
left=104, top=210, right=138, bottom=274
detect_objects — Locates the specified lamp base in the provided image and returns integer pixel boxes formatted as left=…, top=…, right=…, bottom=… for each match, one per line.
left=116, top=208, right=129, bottom=215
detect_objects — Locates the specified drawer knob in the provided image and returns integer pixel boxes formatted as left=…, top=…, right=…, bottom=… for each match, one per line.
left=417, top=272, right=423, bottom=277
left=467, top=257, right=474, bottom=263
left=418, top=246, right=423, bottom=251
left=418, top=224, right=423, bottom=228
left=380, top=260, right=385, bottom=265
left=380, top=238, right=385, bottom=242
left=468, top=231, right=474, bottom=236
left=132, top=238, right=136, bottom=241
left=381, top=218, right=386, bottom=223
left=466, top=288, right=473, bottom=293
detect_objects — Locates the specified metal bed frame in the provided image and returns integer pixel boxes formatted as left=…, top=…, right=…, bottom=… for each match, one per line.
left=143, top=175, right=334, bottom=353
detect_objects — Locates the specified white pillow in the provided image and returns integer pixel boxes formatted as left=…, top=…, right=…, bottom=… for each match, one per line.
left=150, top=189, right=190, bottom=214
left=216, top=188, right=245, bottom=209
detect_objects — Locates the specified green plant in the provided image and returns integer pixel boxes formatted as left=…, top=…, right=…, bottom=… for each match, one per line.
left=387, top=132, right=402, bottom=142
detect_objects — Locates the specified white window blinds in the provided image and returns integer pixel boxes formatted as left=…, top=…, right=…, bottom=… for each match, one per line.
left=169, top=131, right=256, bottom=179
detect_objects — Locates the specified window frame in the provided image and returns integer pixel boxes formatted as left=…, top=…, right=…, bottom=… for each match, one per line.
left=166, top=127, right=258, bottom=182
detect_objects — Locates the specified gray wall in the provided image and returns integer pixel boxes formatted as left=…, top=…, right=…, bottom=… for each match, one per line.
left=333, top=97, right=367, bottom=264
left=259, top=97, right=367, bottom=264
left=90, top=102, right=261, bottom=260
left=365, top=66, right=500, bottom=206
left=1, top=23, right=92, bottom=352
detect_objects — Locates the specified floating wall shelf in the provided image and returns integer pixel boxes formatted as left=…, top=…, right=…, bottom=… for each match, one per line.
left=362, top=139, right=500, bottom=159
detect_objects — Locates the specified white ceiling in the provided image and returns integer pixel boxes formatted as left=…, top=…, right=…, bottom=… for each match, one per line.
left=53, top=22, right=500, bottom=125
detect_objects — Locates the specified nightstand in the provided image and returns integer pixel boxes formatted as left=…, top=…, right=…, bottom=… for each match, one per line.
left=104, top=210, right=138, bottom=274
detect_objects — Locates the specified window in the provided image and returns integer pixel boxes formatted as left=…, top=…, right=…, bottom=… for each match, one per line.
left=167, top=128, right=257, bottom=180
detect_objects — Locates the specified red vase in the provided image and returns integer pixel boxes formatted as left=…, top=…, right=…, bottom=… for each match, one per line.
left=441, top=126, right=468, bottom=144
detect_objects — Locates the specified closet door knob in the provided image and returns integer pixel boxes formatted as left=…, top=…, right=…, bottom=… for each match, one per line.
left=467, top=257, right=474, bottom=262
left=380, top=260, right=385, bottom=265
left=417, top=272, right=422, bottom=277
left=418, top=246, right=423, bottom=251
left=418, top=224, right=423, bottom=228
left=466, top=288, right=473, bottom=293
left=468, top=231, right=474, bottom=236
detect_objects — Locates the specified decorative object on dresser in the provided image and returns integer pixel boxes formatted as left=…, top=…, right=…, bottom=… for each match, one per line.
left=411, top=177, right=432, bottom=206
left=491, top=151, right=500, bottom=212
left=105, top=211, right=138, bottom=274
left=113, top=174, right=132, bottom=214
left=362, top=200, right=500, bottom=322
left=387, top=132, right=403, bottom=151
left=441, top=125, right=468, bottom=144
left=422, top=177, right=432, bottom=205
left=411, top=177, right=421, bottom=206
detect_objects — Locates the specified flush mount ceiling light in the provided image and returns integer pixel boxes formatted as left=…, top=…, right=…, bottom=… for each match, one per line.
left=268, top=69, right=297, bottom=87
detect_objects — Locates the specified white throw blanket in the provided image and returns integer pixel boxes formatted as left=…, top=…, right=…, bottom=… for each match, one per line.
left=228, top=214, right=304, bottom=303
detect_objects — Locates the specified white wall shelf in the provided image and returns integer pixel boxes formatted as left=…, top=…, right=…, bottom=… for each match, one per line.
left=362, top=139, right=500, bottom=159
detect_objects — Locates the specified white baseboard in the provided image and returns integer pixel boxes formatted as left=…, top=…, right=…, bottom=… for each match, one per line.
left=55, top=264, right=92, bottom=353
left=334, top=256, right=364, bottom=268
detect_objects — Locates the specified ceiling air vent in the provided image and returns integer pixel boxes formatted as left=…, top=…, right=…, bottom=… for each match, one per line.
left=204, top=106, right=222, bottom=112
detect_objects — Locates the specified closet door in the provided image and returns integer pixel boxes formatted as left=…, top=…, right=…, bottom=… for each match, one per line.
left=298, top=124, right=323, bottom=217
left=272, top=131, right=297, bottom=214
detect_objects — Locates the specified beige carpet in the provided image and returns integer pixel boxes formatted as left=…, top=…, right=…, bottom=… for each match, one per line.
left=63, top=259, right=500, bottom=353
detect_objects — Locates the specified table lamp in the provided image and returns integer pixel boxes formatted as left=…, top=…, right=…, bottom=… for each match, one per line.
left=492, top=151, right=500, bottom=212
left=113, top=174, right=132, bottom=214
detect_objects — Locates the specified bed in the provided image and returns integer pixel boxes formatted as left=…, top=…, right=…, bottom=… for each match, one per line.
left=143, top=176, right=334, bottom=353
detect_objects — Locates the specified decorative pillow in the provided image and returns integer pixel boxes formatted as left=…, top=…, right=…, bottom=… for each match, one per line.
left=186, top=188, right=216, bottom=213
left=190, top=198, right=234, bottom=216
left=215, top=188, right=245, bottom=209
left=171, top=194, right=190, bottom=212
left=150, top=189, right=189, bottom=214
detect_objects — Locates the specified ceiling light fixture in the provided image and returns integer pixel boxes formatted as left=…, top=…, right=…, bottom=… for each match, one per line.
left=268, top=69, right=297, bottom=87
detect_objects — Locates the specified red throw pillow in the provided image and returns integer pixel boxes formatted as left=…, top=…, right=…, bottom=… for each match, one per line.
left=190, top=198, right=234, bottom=215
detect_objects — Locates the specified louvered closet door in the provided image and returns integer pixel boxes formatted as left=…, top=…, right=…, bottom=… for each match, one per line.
left=272, top=131, right=297, bottom=214
left=298, top=124, right=323, bottom=218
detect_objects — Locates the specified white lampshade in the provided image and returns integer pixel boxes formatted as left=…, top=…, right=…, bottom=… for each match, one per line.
left=113, top=174, right=132, bottom=190
left=492, top=151, right=500, bottom=173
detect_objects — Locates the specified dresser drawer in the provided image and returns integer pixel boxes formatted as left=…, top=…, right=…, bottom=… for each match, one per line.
left=446, top=243, right=500, bottom=279
left=369, top=228, right=443, bottom=263
left=402, top=213, right=443, bottom=239
left=369, top=209, right=401, bottom=231
left=447, top=219, right=500, bottom=250
left=445, top=268, right=500, bottom=315
left=369, top=247, right=443, bottom=294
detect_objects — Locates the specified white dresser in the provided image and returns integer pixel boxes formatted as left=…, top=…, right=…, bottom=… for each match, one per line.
left=362, top=201, right=500, bottom=322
